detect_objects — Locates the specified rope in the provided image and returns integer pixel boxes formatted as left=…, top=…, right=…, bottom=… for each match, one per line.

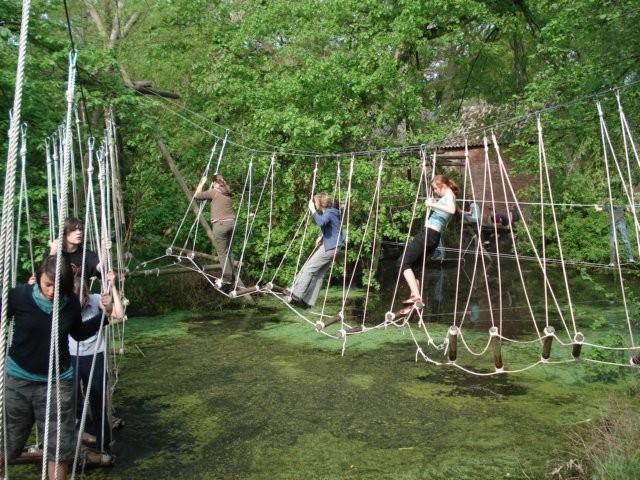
left=232, top=158, right=253, bottom=290
left=41, top=49, right=77, bottom=480
left=597, top=102, right=635, bottom=348
left=135, top=78, right=640, bottom=159
left=360, top=157, right=384, bottom=326
left=257, top=153, right=276, bottom=285
left=0, top=2, right=32, bottom=476
left=389, top=154, right=429, bottom=313
left=615, top=93, right=640, bottom=257
left=491, top=133, right=542, bottom=343
left=220, top=159, right=251, bottom=287
left=289, top=159, right=320, bottom=290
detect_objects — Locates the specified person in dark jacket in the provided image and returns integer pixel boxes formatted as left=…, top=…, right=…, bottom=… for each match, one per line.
left=1, top=256, right=122, bottom=479
left=290, top=192, right=342, bottom=308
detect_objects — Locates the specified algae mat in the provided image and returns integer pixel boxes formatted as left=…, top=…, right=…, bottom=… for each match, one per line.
left=56, top=295, right=634, bottom=480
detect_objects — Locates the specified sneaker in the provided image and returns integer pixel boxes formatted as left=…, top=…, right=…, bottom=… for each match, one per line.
left=608, top=262, right=615, bottom=267
left=290, top=295, right=311, bottom=309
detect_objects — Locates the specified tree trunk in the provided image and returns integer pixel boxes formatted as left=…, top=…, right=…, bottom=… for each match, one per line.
left=155, top=136, right=217, bottom=247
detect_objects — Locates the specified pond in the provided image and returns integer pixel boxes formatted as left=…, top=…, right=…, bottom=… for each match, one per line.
left=18, top=258, right=640, bottom=479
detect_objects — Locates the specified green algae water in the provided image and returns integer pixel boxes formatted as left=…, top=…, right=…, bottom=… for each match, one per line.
left=17, top=261, right=640, bottom=479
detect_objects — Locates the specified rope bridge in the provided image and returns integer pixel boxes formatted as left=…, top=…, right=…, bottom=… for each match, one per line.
left=137, top=94, right=640, bottom=376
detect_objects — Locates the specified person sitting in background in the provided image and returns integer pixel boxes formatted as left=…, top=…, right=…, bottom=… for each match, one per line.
left=463, top=201, right=480, bottom=225
left=70, top=270, right=124, bottom=457
left=483, top=208, right=510, bottom=245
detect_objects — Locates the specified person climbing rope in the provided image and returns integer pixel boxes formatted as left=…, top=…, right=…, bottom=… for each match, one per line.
left=0, top=256, right=124, bottom=480
left=397, top=175, right=458, bottom=315
left=44, top=217, right=101, bottom=282
left=70, top=270, right=124, bottom=457
left=289, top=192, right=342, bottom=308
left=194, top=174, right=239, bottom=287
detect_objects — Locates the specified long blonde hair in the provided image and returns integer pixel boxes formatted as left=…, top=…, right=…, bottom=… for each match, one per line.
left=313, top=192, right=333, bottom=212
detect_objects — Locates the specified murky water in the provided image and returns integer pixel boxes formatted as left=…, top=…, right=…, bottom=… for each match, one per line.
left=14, top=259, right=640, bottom=479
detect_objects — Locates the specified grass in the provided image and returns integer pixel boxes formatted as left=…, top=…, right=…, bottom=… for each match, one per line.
left=551, top=383, right=640, bottom=480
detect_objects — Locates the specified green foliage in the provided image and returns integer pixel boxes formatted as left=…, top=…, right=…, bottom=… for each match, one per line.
left=2, top=0, right=640, bottom=280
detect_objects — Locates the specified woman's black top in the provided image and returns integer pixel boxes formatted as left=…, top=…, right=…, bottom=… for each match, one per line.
left=8, top=284, right=105, bottom=376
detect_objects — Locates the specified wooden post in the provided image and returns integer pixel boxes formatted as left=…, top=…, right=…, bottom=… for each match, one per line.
left=315, top=312, right=343, bottom=331
left=337, top=325, right=366, bottom=338
left=447, top=325, right=459, bottom=362
left=264, top=282, right=289, bottom=295
left=572, top=332, right=584, bottom=359
left=541, top=326, right=555, bottom=360
left=126, top=264, right=222, bottom=278
left=231, top=285, right=260, bottom=297
left=155, top=136, right=217, bottom=246
left=489, top=326, right=503, bottom=370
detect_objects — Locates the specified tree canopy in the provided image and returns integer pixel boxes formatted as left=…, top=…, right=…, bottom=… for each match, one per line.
left=2, top=0, right=640, bottom=275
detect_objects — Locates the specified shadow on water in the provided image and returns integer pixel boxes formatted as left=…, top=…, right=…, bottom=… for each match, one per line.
left=70, top=256, right=640, bottom=480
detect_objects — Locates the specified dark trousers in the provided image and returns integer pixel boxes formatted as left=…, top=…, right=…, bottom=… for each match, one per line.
left=397, top=227, right=442, bottom=272
left=72, top=353, right=111, bottom=452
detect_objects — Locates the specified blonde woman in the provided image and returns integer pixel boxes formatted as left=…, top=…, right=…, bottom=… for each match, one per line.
left=290, top=192, right=342, bottom=308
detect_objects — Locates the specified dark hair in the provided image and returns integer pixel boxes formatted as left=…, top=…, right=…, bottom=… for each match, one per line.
left=36, top=256, right=75, bottom=298
left=73, top=275, right=89, bottom=306
left=63, top=217, right=83, bottom=237
left=212, top=174, right=231, bottom=196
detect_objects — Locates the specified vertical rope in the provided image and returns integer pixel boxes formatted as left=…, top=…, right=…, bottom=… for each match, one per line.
left=233, top=158, right=253, bottom=291
left=257, top=153, right=277, bottom=285
left=418, top=151, right=437, bottom=310
left=451, top=142, right=469, bottom=325
left=361, top=157, right=384, bottom=326
left=538, top=117, right=549, bottom=329
left=46, top=137, right=56, bottom=241
left=170, top=139, right=218, bottom=249
left=289, top=158, right=320, bottom=289
left=615, top=93, right=640, bottom=257
left=0, top=2, right=31, bottom=476
left=389, top=150, right=428, bottom=313
left=214, top=130, right=229, bottom=174
left=597, top=102, right=635, bottom=348
left=41, top=49, right=77, bottom=480
left=493, top=131, right=542, bottom=342
left=481, top=136, right=497, bottom=329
